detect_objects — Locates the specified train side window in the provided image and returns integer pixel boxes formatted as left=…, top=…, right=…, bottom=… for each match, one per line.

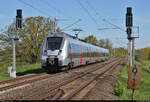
left=86, top=47, right=88, bottom=57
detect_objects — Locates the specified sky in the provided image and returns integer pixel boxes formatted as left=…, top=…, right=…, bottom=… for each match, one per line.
left=0, top=0, right=150, bottom=49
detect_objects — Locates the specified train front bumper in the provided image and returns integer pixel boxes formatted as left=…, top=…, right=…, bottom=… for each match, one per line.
left=46, top=58, right=58, bottom=67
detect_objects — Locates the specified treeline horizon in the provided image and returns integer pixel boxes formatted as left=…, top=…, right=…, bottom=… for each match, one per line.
left=0, top=16, right=148, bottom=64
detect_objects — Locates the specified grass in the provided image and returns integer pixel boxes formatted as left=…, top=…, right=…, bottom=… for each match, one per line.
left=0, top=55, right=45, bottom=82
left=0, top=63, right=45, bottom=82
left=114, top=60, right=150, bottom=100
left=0, top=55, right=114, bottom=82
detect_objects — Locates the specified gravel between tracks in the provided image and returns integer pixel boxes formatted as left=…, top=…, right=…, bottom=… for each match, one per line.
left=0, top=61, right=107, bottom=100
left=82, top=64, right=123, bottom=100
left=0, top=73, right=47, bottom=88
left=0, top=58, right=120, bottom=100
left=0, top=72, right=77, bottom=99
left=60, top=59, right=121, bottom=100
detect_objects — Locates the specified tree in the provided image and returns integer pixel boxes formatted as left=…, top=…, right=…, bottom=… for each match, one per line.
left=137, top=47, right=150, bottom=61
left=84, top=35, right=98, bottom=45
left=98, top=39, right=105, bottom=47
left=98, top=38, right=113, bottom=56
left=84, top=35, right=114, bottom=55
left=98, top=38, right=112, bottom=49
left=115, top=47, right=128, bottom=57
left=104, top=38, right=112, bottom=49
left=0, top=25, right=15, bottom=50
left=135, top=50, right=144, bottom=62
left=0, top=16, right=58, bottom=63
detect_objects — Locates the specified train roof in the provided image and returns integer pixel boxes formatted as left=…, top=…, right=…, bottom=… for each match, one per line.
left=46, top=32, right=109, bottom=51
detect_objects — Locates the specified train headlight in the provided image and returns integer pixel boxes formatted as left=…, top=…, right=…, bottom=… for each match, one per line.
left=58, top=50, right=62, bottom=55
left=44, top=50, right=47, bottom=56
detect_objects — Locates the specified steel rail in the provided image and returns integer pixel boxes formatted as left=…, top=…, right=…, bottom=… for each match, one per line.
left=0, top=59, right=113, bottom=92
left=20, top=60, right=111, bottom=99
left=0, top=71, right=71, bottom=92
left=22, top=58, right=119, bottom=100
left=30, top=89, right=63, bottom=100
left=61, top=59, right=121, bottom=100
left=0, top=73, right=46, bottom=86
left=50, top=89, right=64, bottom=100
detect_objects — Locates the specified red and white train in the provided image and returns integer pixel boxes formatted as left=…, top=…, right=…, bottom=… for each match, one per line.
left=40, top=32, right=109, bottom=73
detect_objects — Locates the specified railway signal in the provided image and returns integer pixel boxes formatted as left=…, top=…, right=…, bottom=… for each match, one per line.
left=126, top=7, right=133, bottom=27
left=10, top=9, right=23, bottom=78
left=126, top=28, right=132, bottom=39
left=128, top=66, right=142, bottom=90
left=126, top=7, right=141, bottom=100
left=16, top=9, right=22, bottom=29
left=126, top=7, right=133, bottom=68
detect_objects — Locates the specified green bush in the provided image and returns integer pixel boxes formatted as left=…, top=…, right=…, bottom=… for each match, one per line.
left=135, top=53, right=144, bottom=62
left=114, top=80, right=124, bottom=96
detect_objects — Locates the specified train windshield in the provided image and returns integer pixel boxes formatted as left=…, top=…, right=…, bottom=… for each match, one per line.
left=47, top=37, right=63, bottom=50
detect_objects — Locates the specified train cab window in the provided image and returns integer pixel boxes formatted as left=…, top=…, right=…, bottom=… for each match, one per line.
left=47, top=37, right=63, bottom=50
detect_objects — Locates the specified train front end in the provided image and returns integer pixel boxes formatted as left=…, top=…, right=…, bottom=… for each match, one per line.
left=40, top=33, right=67, bottom=72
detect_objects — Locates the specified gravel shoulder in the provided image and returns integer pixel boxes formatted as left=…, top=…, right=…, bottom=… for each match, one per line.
left=82, top=65, right=123, bottom=100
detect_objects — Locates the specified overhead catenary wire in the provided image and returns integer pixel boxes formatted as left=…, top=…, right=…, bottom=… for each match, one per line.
left=18, top=0, right=52, bottom=17
left=85, top=0, right=104, bottom=18
left=18, top=0, right=84, bottom=33
left=40, top=0, right=85, bottom=32
left=76, top=0, right=99, bottom=27
left=61, top=19, right=82, bottom=30
left=41, top=0, right=79, bottom=21
left=85, top=0, right=126, bottom=32
left=115, top=38, right=128, bottom=48
left=103, top=19, right=126, bottom=32
left=78, top=0, right=110, bottom=37
left=17, top=0, right=95, bottom=35
left=98, top=28, right=121, bottom=30
left=39, top=0, right=65, bottom=18
left=85, top=0, right=128, bottom=50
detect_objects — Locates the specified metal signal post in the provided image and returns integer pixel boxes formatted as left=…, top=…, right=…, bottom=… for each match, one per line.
left=126, top=7, right=133, bottom=67
left=126, top=7, right=141, bottom=100
left=10, top=9, right=22, bottom=78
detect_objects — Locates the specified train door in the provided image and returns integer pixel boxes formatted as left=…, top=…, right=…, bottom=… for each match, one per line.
left=68, top=43, right=73, bottom=67
left=80, top=45, right=82, bottom=65
left=89, top=47, right=92, bottom=63
left=86, top=47, right=88, bottom=64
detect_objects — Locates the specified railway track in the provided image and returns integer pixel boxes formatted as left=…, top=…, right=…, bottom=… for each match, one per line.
left=21, top=57, right=122, bottom=100
left=0, top=57, right=123, bottom=100
left=0, top=58, right=114, bottom=93
left=61, top=60, right=121, bottom=100
left=0, top=73, right=46, bottom=86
